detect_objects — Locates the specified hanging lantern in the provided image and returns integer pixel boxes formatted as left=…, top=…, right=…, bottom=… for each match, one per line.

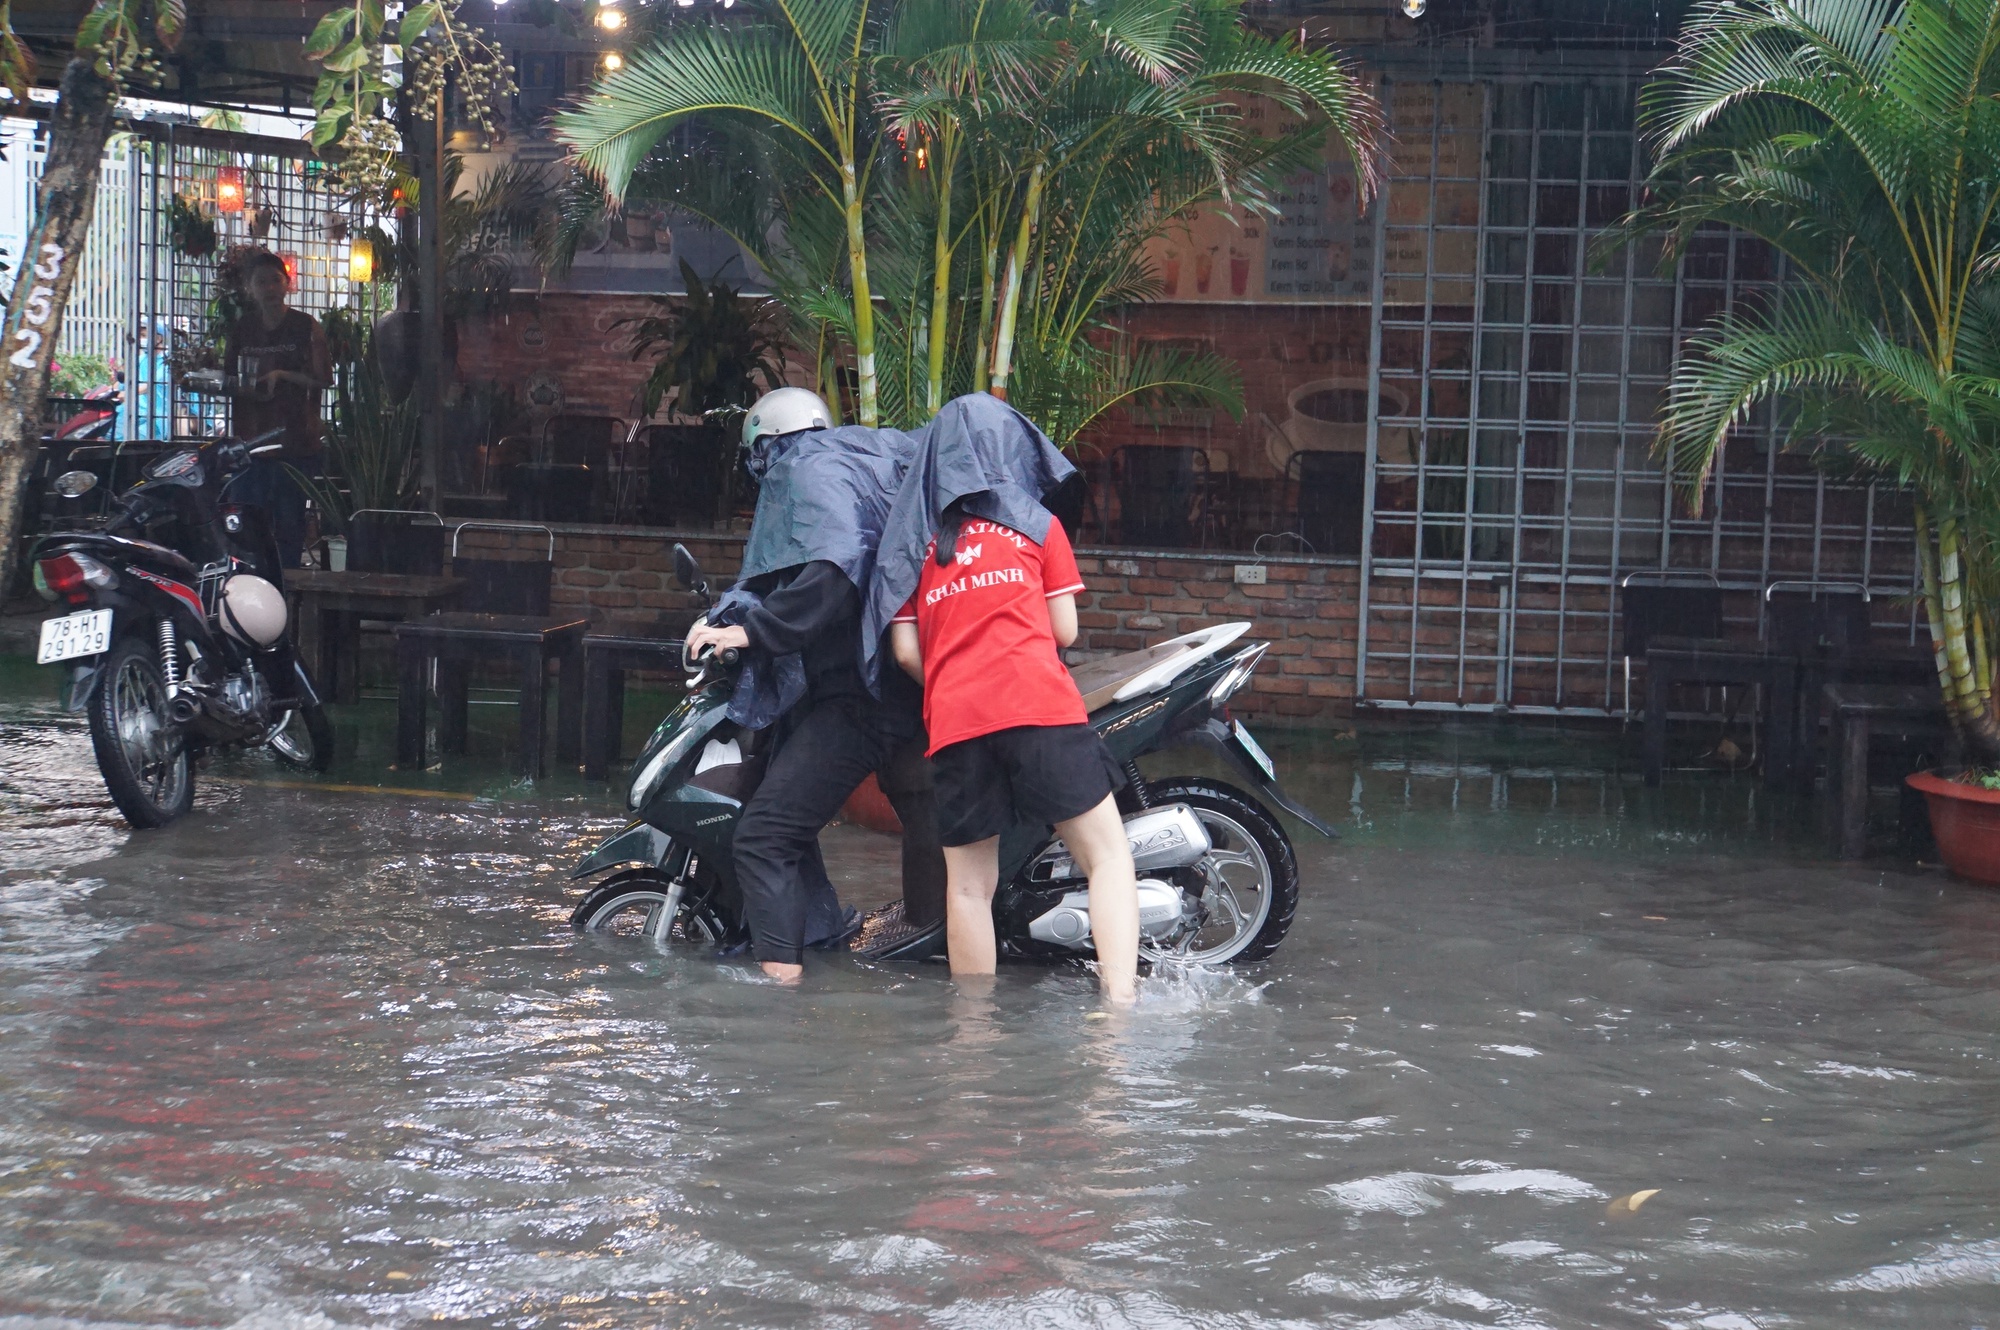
left=279, top=253, right=299, bottom=287
left=348, top=236, right=375, bottom=284
left=215, top=166, right=245, bottom=213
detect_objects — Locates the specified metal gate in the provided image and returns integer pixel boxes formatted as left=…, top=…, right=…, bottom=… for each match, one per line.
left=1356, top=77, right=1920, bottom=716
left=3, top=113, right=363, bottom=440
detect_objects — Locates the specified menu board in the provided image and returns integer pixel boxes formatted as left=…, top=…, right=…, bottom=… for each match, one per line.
left=1143, top=93, right=1379, bottom=305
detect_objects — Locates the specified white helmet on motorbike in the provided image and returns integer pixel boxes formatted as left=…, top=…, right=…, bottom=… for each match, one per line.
left=218, top=574, right=288, bottom=647
left=741, top=387, right=831, bottom=449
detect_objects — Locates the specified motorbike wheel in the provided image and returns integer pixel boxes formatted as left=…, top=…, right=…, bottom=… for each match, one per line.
left=1140, top=779, right=1298, bottom=966
left=267, top=703, right=335, bottom=772
left=571, top=870, right=743, bottom=947
left=88, top=635, right=195, bottom=829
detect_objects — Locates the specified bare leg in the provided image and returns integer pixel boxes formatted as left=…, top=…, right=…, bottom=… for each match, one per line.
left=760, top=960, right=803, bottom=984
left=942, top=837, right=1001, bottom=977
left=1053, top=794, right=1138, bottom=1005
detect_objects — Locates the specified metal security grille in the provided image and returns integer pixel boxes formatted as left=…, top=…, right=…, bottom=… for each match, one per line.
left=1356, top=77, right=1920, bottom=716
left=3, top=115, right=359, bottom=440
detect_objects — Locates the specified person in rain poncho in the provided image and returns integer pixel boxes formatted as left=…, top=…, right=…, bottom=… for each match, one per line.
left=683, top=388, right=945, bottom=982
left=868, top=394, right=1139, bottom=1003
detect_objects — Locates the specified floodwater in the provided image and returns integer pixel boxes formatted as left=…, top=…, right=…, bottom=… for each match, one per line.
left=2, top=661, right=1997, bottom=1328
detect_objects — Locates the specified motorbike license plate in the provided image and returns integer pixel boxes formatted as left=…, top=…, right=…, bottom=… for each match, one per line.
left=1232, top=719, right=1276, bottom=781
left=38, top=608, right=112, bottom=664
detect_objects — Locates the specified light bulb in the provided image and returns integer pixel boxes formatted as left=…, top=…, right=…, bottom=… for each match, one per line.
left=1401, top=0, right=1426, bottom=15
left=597, top=4, right=625, bottom=29
left=602, top=51, right=624, bottom=70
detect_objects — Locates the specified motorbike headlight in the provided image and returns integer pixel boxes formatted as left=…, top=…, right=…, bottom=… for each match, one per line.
left=1206, top=643, right=1268, bottom=709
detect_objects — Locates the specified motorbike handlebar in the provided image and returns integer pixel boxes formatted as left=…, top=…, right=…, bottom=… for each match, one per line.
left=680, top=639, right=742, bottom=674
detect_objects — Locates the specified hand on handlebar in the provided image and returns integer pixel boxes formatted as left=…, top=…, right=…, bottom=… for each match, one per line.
left=684, top=621, right=749, bottom=660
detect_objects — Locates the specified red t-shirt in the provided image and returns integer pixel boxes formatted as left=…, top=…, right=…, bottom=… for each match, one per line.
left=894, top=517, right=1088, bottom=753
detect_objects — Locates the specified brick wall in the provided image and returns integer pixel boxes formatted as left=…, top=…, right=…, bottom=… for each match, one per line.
left=455, top=524, right=1360, bottom=722
left=1074, top=551, right=1359, bottom=721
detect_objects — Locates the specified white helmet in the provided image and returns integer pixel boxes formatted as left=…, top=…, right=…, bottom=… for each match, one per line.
left=218, top=574, right=288, bottom=647
left=742, top=387, right=831, bottom=448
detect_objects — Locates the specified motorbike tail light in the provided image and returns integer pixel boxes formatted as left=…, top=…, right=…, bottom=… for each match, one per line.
left=1205, top=643, right=1268, bottom=710
left=36, top=552, right=114, bottom=605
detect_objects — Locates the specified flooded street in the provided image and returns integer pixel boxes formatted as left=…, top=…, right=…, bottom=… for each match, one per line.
left=2, top=665, right=1997, bottom=1328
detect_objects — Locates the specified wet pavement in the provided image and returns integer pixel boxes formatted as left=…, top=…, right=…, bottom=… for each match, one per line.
left=1, top=656, right=1996, bottom=1328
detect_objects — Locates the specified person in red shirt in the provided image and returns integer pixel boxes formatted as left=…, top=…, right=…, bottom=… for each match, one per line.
left=890, top=507, right=1137, bottom=1004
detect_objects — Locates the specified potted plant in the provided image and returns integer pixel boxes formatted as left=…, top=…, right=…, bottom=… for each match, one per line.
left=1637, top=0, right=2000, bottom=880
left=293, top=309, right=424, bottom=554
left=616, top=256, right=784, bottom=525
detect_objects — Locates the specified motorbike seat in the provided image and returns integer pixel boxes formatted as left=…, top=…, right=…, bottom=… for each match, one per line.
left=1069, top=622, right=1251, bottom=713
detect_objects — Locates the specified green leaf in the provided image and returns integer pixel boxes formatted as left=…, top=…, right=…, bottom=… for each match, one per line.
left=321, top=37, right=369, bottom=74
left=311, top=106, right=350, bottom=149
left=399, top=1, right=440, bottom=48
left=304, top=7, right=354, bottom=60
left=360, top=0, right=386, bottom=43
left=152, top=0, right=185, bottom=50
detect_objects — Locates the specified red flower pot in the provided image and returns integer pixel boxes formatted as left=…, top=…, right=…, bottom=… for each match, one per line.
left=1906, top=770, right=2000, bottom=885
left=841, top=772, right=903, bottom=835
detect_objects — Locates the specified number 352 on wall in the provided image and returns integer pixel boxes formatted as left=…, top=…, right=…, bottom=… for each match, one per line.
left=8, top=243, right=69, bottom=369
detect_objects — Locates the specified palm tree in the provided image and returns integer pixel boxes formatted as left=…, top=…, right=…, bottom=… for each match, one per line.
left=554, top=0, right=892, bottom=424
left=551, top=0, right=1382, bottom=444
left=1637, top=0, right=2000, bottom=762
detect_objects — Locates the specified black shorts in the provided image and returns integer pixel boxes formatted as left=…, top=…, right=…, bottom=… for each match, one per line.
left=931, top=724, right=1125, bottom=847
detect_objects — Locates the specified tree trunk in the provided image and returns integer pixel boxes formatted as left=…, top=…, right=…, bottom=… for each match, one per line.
left=0, top=55, right=117, bottom=595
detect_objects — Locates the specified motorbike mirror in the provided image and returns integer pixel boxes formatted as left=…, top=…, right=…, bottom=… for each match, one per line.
left=182, top=368, right=226, bottom=395
left=672, top=542, right=705, bottom=594
left=53, top=470, right=98, bottom=499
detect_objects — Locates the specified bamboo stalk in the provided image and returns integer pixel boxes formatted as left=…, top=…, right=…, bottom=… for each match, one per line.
left=1916, top=506, right=1956, bottom=716
left=987, top=160, right=1045, bottom=400
left=925, top=128, right=956, bottom=416
left=1938, top=517, right=1983, bottom=719
left=841, top=166, right=878, bottom=426
left=973, top=200, right=998, bottom=395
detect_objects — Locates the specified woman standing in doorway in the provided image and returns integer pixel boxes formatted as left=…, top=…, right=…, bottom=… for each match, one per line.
left=226, top=249, right=330, bottom=566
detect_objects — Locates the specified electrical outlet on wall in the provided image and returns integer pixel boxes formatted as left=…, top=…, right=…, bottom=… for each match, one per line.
left=1234, top=564, right=1267, bottom=585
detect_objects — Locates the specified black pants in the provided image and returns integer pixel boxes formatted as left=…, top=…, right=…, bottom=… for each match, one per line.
left=733, top=701, right=945, bottom=964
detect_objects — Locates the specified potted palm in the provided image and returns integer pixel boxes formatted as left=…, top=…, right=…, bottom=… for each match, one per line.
left=1638, top=0, right=2000, bottom=880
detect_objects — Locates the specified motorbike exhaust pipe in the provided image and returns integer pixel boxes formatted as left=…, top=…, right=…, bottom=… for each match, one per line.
left=168, top=694, right=202, bottom=725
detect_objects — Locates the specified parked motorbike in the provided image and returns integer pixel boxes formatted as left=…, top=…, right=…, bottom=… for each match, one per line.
left=50, top=380, right=120, bottom=443
left=569, top=544, right=1335, bottom=967
left=31, top=428, right=333, bottom=828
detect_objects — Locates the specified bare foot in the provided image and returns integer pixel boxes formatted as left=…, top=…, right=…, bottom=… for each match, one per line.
left=760, top=961, right=803, bottom=984
left=1100, top=980, right=1138, bottom=1008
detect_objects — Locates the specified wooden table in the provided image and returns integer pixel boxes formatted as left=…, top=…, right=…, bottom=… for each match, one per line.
left=1643, top=636, right=1799, bottom=787
left=288, top=570, right=465, bottom=704
left=1792, top=643, right=1937, bottom=788
left=393, top=612, right=587, bottom=778
left=580, top=619, right=695, bottom=781
left=1824, top=683, right=1949, bottom=858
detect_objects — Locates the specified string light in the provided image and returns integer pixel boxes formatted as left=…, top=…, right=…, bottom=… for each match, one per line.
left=1401, top=0, right=1426, bottom=15
left=602, top=51, right=624, bottom=70
left=597, top=4, right=626, bottom=29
